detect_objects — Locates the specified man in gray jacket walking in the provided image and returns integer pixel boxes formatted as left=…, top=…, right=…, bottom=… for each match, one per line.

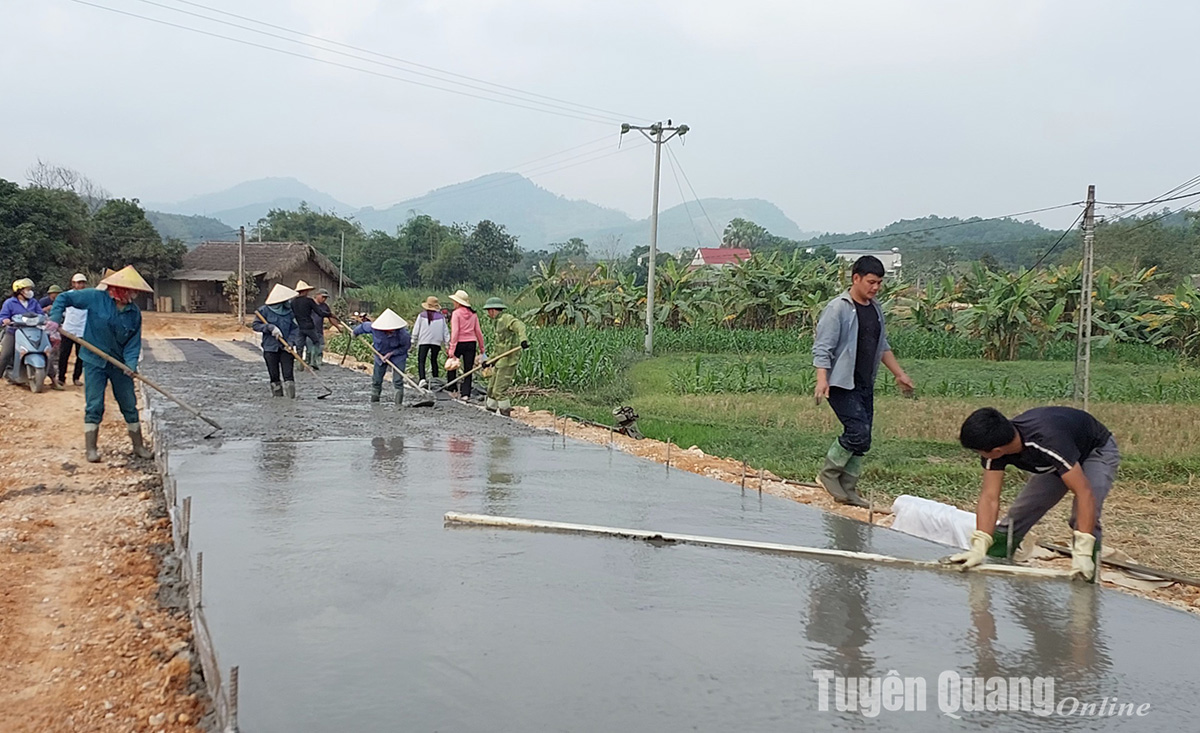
left=812, top=256, right=914, bottom=507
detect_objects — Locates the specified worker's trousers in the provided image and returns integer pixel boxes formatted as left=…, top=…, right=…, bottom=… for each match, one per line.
left=997, top=436, right=1120, bottom=545
left=372, top=361, right=404, bottom=390
left=487, top=362, right=517, bottom=402
left=827, top=382, right=875, bottom=455
left=83, top=361, right=140, bottom=425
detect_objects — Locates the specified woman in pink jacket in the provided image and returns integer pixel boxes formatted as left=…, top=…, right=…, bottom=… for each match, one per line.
left=447, top=290, right=485, bottom=399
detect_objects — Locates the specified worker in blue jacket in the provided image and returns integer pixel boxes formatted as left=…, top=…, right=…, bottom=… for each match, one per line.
left=352, top=308, right=410, bottom=405
left=252, top=283, right=302, bottom=399
left=49, top=266, right=155, bottom=463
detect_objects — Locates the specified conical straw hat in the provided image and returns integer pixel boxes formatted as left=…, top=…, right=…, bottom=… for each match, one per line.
left=372, top=308, right=408, bottom=330
left=99, top=265, right=154, bottom=293
left=265, top=283, right=299, bottom=305
left=448, top=289, right=471, bottom=307
left=294, top=279, right=313, bottom=292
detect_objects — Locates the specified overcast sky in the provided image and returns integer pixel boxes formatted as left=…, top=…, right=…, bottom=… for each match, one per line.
left=3, top=0, right=1197, bottom=233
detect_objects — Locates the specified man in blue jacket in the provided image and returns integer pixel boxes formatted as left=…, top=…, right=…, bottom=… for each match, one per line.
left=49, top=266, right=155, bottom=463
left=352, top=308, right=411, bottom=405
left=812, top=256, right=914, bottom=507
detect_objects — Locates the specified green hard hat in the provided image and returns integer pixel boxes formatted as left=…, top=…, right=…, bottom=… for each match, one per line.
left=483, top=297, right=508, bottom=310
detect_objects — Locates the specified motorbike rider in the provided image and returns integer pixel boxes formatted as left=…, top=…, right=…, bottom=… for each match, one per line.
left=1, top=278, right=44, bottom=380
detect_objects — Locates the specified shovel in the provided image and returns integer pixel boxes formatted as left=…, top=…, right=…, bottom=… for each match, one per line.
left=254, top=312, right=333, bottom=399
left=436, top=345, right=522, bottom=395
left=59, top=331, right=224, bottom=439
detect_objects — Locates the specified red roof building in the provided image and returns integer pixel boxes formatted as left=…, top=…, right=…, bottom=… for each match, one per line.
left=689, top=247, right=752, bottom=269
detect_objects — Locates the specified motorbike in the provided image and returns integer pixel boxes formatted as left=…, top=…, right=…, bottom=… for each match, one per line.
left=7, top=312, right=52, bottom=393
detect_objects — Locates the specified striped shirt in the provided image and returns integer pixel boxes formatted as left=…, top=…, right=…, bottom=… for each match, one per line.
left=982, top=407, right=1112, bottom=475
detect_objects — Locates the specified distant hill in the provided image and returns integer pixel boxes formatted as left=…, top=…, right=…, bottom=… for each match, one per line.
left=355, top=173, right=633, bottom=246
left=579, top=198, right=819, bottom=255
left=798, top=215, right=1061, bottom=267
left=146, top=177, right=355, bottom=227
left=144, top=211, right=235, bottom=247
left=152, top=173, right=816, bottom=253
left=356, top=174, right=814, bottom=253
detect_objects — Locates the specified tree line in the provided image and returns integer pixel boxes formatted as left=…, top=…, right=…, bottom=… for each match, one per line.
left=1, top=166, right=185, bottom=291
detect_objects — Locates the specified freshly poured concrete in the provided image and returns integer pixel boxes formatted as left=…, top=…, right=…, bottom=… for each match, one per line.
left=170, top=436, right=1197, bottom=732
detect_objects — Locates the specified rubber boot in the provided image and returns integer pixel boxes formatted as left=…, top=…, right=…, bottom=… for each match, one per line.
left=817, top=439, right=853, bottom=503
left=84, top=423, right=101, bottom=463
left=127, top=422, right=154, bottom=459
left=498, top=399, right=512, bottom=418
left=987, top=526, right=1025, bottom=559
left=486, top=397, right=499, bottom=413
left=283, top=381, right=296, bottom=399
left=393, top=383, right=404, bottom=407
left=839, top=455, right=870, bottom=508
left=270, top=382, right=283, bottom=398
left=370, top=384, right=382, bottom=403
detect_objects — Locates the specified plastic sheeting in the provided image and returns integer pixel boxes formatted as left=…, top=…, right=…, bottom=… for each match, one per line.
left=890, top=494, right=976, bottom=549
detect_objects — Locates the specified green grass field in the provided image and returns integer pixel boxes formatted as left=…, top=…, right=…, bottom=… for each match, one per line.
left=524, top=346, right=1200, bottom=574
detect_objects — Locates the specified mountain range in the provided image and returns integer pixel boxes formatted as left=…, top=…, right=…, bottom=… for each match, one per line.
left=145, top=174, right=818, bottom=252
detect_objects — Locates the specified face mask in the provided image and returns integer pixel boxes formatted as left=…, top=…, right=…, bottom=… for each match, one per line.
left=22, top=289, right=33, bottom=299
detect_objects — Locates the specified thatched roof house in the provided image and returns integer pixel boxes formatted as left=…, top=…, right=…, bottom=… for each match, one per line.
left=159, top=241, right=357, bottom=313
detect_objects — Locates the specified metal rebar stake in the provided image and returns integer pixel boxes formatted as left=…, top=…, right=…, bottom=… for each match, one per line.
left=868, top=488, right=875, bottom=525
left=666, top=440, right=671, bottom=473
left=228, top=665, right=239, bottom=733
left=758, top=468, right=764, bottom=495
left=182, top=496, right=192, bottom=550
left=550, top=411, right=556, bottom=449
left=196, top=551, right=203, bottom=608
left=741, top=461, right=747, bottom=491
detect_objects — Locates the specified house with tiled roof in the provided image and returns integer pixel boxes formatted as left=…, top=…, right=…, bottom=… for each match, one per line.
left=158, top=241, right=357, bottom=313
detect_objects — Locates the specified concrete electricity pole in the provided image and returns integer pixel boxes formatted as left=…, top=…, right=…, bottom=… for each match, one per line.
left=1074, top=185, right=1096, bottom=409
left=339, top=232, right=346, bottom=298
left=622, top=121, right=689, bottom=355
left=238, top=226, right=246, bottom=325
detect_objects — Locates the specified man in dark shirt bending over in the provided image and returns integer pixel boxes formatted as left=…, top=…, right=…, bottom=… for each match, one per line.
left=949, top=406, right=1119, bottom=582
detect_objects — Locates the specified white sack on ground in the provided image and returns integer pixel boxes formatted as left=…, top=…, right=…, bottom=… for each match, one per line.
left=891, top=494, right=977, bottom=549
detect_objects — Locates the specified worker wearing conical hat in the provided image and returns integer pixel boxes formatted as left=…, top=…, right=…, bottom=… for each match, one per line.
left=49, top=265, right=155, bottom=463
left=481, top=297, right=529, bottom=417
left=252, top=284, right=302, bottom=398
left=351, top=308, right=411, bottom=405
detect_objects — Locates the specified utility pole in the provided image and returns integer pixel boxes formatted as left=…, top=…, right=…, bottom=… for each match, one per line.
left=339, top=231, right=346, bottom=297
left=237, top=226, right=246, bottom=325
left=1074, top=185, right=1096, bottom=409
left=621, top=121, right=689, bottom=355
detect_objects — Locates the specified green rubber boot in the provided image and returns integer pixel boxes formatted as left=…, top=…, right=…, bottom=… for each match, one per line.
left=987, top=526, right=1026, bottom=559
left=817, top=440, right=853, bottom=503
left=393, top=383, right=405, bottom=406
left=840, top=455, right=870, bottom=508
left=370, top=385, right=382, bottom=403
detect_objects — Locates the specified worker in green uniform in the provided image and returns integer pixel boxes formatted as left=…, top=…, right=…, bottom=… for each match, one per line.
left=481, top=297, right=529, bottom=416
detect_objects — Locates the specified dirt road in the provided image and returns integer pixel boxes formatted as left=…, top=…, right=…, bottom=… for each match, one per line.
left=0, top=382, right=207, bottom=732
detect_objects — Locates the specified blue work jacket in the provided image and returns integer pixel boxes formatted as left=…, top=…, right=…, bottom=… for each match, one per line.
left=253, top=305, right=302, bottom=353
left=353, top=321, right=411, bottom=369
left=49, top=289, right=142, bottom=371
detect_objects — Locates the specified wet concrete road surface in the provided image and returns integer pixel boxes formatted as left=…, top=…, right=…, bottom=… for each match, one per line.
left=145, top=346, right=1199, bottom=732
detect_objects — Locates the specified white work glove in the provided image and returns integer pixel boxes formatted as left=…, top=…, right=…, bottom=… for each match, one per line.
left=270, top=326, right=284, bottom=340
left=1070, top=530, right=1096, bottom=582
left=946, top=530, right=994, bottom=571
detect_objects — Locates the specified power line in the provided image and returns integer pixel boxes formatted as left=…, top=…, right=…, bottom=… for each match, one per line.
left=126, top=0, right=629, bottom=125
left=157, top=0, right=644, bottom=123
left=662, top=143, right=704, bottom=249
left=66, top=0, right=627, bottom=126
left=1027, top=208, right=1086, bottom=271
left=1102, top=174, right=1200, bottom=221
left=664, top=143, right=721, bottom=241
left=801, top=201, right=1085, bottom=250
